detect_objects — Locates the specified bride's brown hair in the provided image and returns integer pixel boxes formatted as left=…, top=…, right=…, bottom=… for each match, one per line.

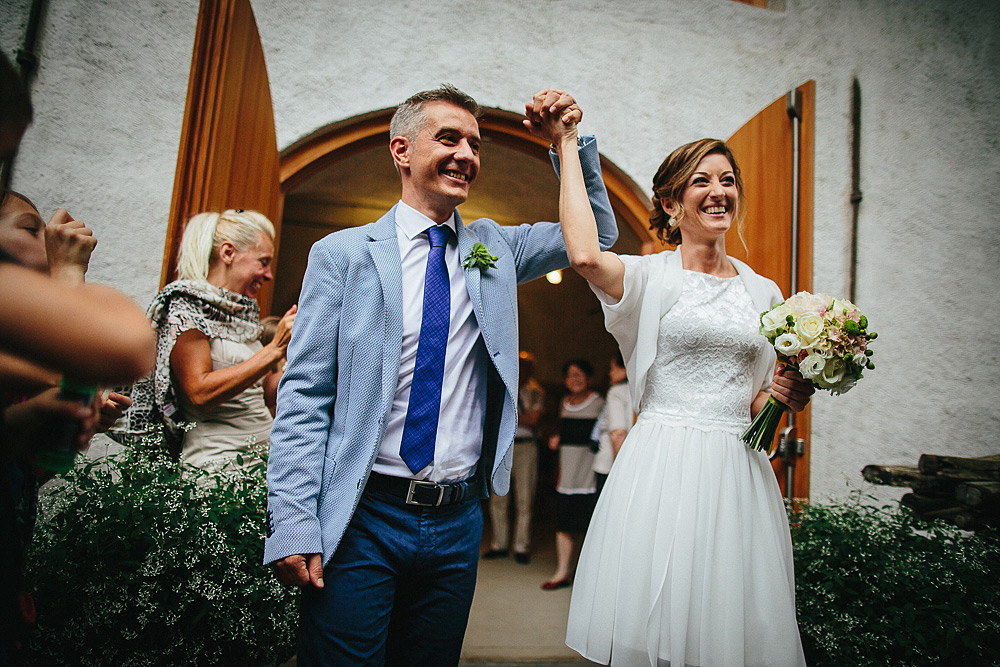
left=649, top=138, right=747, bottom=247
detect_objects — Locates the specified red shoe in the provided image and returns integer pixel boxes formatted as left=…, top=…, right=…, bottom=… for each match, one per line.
left=541, top=577, right=572, bottom=590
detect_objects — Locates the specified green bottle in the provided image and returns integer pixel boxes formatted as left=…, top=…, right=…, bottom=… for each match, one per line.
left=35, top=378, right=96, bottom=473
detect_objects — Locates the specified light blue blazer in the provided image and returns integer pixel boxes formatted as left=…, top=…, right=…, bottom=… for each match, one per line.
left=264, top=136, right=618, bottom=566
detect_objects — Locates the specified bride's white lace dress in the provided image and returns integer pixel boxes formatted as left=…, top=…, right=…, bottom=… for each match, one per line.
left=566, top=269, right=806, bottom=667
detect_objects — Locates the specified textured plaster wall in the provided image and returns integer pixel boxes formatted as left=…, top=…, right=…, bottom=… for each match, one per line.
left=3, top=0, right=998, bottom=501
left=2, top=0, right=197, bottom=304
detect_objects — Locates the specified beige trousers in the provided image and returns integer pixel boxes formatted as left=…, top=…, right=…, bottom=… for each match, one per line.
left=488, top=440, right=538, bottom=553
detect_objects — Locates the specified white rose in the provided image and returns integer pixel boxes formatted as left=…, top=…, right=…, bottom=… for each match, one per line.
left=787, top=291, right=830, bottom=316
left=816, top=357, right=846, bottom=390
left=794, top=313, right=826, bottom=346
left=798, top=354, right=826, bottom=380
left=773, top=333, right=802, bottom=357
left=760, top=303, right=793, bottom=337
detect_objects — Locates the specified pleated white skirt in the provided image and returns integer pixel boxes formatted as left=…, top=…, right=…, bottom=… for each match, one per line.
left=565, top=411, right=806, bottom=667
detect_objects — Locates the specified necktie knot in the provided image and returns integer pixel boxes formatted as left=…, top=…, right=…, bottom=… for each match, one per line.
left=427, top=224, right=449, bottom=248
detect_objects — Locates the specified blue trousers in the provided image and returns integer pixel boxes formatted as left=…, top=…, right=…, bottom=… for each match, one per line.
left=296, top=488, right=483, bottom=666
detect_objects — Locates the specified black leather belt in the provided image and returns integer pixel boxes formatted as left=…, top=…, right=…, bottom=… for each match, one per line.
left=513, top=436, right=535, bottom=443
left=366, top=471, right=483, bottom=507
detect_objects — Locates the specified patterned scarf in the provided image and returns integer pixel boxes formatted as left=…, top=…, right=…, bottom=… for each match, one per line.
left=119, top=280, right=261, bottom=452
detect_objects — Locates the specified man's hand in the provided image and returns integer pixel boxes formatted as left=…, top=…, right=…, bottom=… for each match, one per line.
left=272, top=553, right=324, bottom=588
left=771, top=366, right=815, bottom=413
left=95, top=391, right=132, bottom=433
left=523, top=88, right=582, bottom=145
left=45, top=209, right=97, bottom=285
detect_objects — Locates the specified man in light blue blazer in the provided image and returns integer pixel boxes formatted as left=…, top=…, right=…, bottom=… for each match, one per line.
left=264, top=85, right=618, bottom=666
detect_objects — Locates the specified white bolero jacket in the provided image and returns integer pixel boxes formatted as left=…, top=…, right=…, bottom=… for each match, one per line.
left=589, top=247, right=784, bottom=413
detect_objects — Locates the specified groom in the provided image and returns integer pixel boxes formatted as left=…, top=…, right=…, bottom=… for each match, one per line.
left=264, top=85, right=617, bottom=665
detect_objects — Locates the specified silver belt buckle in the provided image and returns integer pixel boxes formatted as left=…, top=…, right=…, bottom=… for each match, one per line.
left=406, top=479, right=445, bottom=507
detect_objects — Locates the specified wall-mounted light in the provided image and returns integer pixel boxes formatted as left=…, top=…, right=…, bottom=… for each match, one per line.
left=545, top=270, right=562, bottom=285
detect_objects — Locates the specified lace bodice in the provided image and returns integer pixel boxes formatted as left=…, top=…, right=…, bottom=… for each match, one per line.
left=641, top=270, right=768, bottom=428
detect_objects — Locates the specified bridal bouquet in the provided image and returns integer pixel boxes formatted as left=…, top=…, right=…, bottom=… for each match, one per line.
left=742, top=291, right=877, bottom=452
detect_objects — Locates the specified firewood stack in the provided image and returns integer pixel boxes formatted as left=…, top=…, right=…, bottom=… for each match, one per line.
left=862, top=454, right=1000, bottom=531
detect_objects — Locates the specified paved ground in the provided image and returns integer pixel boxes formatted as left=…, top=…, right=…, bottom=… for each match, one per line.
left=460, top=531, right=594, bottom=664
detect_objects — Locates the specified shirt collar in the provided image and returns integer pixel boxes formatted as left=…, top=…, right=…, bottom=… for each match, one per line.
left=395, top=200, right=457, bottom=241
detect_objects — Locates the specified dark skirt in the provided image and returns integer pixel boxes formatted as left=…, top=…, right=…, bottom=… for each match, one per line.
left=556, top=491, right=597, bottom=534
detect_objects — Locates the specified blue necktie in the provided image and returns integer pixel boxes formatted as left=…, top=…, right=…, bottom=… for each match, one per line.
left=399, top=224, right=451, bottom=474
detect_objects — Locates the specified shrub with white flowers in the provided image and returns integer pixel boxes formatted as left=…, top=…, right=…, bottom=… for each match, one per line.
left=26, top=441, right=298, bottom=666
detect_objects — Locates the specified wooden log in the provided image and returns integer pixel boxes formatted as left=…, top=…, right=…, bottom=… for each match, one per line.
left=862, top=464, right=921, bottom=486
left=862, top=465, right=962, bottom=493
left=912, top=505, right=966, bottom=522
left=919, top=454, right=1000, bottom=480
left=901, top=493, right=961, bottom=513
left=954, top=510, right=1000, bottom=531
left=955, top=512, right=987, bottom=531
left=955, top=481, right=1000, bottom=507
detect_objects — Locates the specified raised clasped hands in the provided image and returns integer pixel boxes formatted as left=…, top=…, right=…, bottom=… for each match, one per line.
left=523, top=88, right=582, bottom=146
left=45, top=208, right=97, bottom=285
left=770, top=366, right=815, bottom=413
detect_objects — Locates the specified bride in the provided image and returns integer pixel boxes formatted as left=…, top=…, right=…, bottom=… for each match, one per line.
left=524, top=90, right=813, bottom=667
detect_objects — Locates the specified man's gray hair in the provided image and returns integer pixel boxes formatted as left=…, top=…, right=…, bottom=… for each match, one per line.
left=389, top=84, right=481, bottom=141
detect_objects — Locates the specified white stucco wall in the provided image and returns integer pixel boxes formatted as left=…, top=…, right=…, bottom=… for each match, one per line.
left=3, top=0, right=998, bottom=501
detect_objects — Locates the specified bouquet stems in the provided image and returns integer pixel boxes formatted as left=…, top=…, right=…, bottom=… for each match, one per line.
left=742, top=395, right=787, bottom=453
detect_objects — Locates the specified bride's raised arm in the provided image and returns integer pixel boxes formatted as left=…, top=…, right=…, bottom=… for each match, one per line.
left=523, top=90, right=626, bottom=301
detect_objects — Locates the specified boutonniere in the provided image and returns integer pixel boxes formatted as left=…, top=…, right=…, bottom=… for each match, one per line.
left=462, top=242, right=498, bottom=272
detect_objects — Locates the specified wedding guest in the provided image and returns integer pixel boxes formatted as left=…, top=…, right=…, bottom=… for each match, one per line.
left=526, top=91, right=814, bottom=666
left=591, top=351, right=631, bottom=496
left=124, top=209, right=295, bottom=468
left=484, top=350, right=544, bottom=564
left=0, top=259, right=152, bottom=665
left=542, top=359, right=603, bottom=591
left=1, top=52, right=153, bottom=663
left=0, top=216, right=153, bottom=666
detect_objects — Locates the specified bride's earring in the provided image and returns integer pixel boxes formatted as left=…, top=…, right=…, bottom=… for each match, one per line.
left=668, top=214, right=681, bottom=229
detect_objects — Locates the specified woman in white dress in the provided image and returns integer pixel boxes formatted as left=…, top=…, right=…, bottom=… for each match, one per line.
left=523, top=91, right=814, bottom=666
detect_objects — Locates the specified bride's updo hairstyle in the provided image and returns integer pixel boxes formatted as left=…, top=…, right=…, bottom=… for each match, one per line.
left=649, top=138, right=747, bottom=247
left=176, top=209, right=275, bottom=281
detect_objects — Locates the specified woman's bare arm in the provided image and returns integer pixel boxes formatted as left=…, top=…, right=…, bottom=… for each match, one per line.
left=0, top=262, right=154, bottom=384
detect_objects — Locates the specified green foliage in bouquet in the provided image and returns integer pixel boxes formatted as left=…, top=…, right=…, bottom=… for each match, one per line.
left=791, top=496, right=1000, bottom=667
left=25, top=443, right=299, bottom=666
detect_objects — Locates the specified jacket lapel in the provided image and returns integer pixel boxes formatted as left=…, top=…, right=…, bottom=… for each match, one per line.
left=368, top=206, right=405, bottom=408
left=455, top=210, right=483, bottom=317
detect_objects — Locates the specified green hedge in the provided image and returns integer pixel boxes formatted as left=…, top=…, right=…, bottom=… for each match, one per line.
left=792, top=495, right=1000, bottom=667
left=26, top=445, right=298, bottom=666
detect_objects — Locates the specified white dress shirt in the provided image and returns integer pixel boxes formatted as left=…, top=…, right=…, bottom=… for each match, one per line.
left=371, top=201, right=487, bottom=483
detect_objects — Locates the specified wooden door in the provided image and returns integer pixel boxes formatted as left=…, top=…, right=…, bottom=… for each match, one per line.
left=727, top=81, right=815, bottom=503
left=163, top=0, right=282, bottom=314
